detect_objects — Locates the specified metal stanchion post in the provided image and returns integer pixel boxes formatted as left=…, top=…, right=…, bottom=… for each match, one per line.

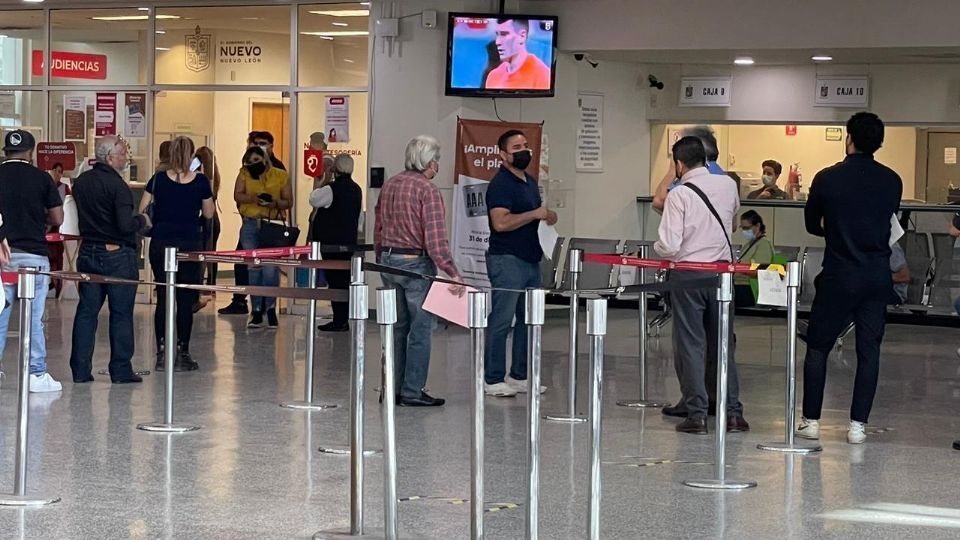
left=758, top=261, right=822, bottom=454
left=283, top=242, right=338, bottom=411
left=469, top=291, right=488, bottom=540
left=137, top=247, right=200, bottom=433
left=586, top=298, right=607, bottom=540
left=0, top=269, right=60, bottom=507
left=314, top=280, right=382, bottom=540
left=684, top=272, right=755, bottom=490
left=525, top=288, right=545, bottom=539
left=379, top=288, right=400, bottom=540
left=545, top=249, right=586, bottom=423
left=618, top=245, right=668, bottom=409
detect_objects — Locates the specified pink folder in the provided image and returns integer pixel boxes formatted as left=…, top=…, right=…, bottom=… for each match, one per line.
left=422, top=282, right=476, bottom=328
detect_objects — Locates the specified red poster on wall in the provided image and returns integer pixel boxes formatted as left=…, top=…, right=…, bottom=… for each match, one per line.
left=785, top=125, right=798, bottom=136
left=36, top=143, right=77, bottom=171
left=303, top=148, right=325, bottom=177
left=95, top=93, right=117, bottom=136
left=32, top=50, right=107, bottom=80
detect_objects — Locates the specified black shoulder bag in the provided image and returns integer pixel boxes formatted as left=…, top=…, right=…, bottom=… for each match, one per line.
left=258, top=207, right=300, bottom=248
left=683, top=183, right=735, bottom=261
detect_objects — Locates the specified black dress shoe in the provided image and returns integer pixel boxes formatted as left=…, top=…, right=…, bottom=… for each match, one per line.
left=218, top=301, right=249, bottom=315
left=175, top=349, right=199, bottom=372
left=318, top=321, right=350, bottom=332
left=726, top=415, right=750, bottom=433
left=73, top=375, right=94, bottom=383
left=112, top=374, right=143, bottom=384
left=398, top=392, right=445, bottom=407
left=662, top=401, right=689, bottom=418
left=676, top=416, right=708, bottom=434
left=953, top=440, right=960, bottom=451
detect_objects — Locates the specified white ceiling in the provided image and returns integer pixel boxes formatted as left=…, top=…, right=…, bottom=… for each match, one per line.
left=583, top=47, right=960, bottom=66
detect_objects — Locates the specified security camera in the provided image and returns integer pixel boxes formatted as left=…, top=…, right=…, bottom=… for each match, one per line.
left=648, top=74, right=664, bottom=90
left=573, top=52, right=599, bottom=68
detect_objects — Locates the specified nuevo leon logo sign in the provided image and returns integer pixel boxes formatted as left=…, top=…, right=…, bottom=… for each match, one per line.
left=185, top=26, right=212, bottom=72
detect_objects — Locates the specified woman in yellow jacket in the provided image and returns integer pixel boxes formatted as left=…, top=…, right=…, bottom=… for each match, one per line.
left=233, top=146, right=292, bottom=328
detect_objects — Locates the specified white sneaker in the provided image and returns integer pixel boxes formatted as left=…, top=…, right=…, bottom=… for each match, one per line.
left=506, top=375, right=546, bottom=395
left=795, top=418, right=820, bottom=440
left=29, top=373, right=62, bottom=393
left=847, top=420, right=866, bottom=444
left=484, top=382, right=517, bottom=397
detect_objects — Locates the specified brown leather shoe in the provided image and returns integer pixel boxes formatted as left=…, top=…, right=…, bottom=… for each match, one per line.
left=727, top=415, right=750, bottom=433
left=676, top=416, right=708, bottom=434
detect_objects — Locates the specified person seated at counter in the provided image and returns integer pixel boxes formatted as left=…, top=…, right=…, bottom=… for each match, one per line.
left=734, top=210, right=775, bottom=308
left=747, top=160, right=791, bottom=200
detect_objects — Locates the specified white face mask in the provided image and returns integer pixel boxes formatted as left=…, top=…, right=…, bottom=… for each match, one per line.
left=762, top=174, right=776, bottom=187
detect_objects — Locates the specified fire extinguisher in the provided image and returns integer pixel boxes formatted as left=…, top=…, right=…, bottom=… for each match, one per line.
left=788, top=164, right=802, bottom=198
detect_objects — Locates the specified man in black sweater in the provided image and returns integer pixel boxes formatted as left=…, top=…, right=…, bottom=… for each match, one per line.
left=309, top=153, right=362, bottom=332
left=795, top=112, right=902, bottom=445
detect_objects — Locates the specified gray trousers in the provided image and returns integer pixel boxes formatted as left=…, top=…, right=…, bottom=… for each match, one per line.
left=669, top=271, right=744, bottom=418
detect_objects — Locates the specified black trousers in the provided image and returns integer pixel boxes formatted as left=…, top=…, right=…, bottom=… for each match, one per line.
left=802, top=273, right=888, bottom=423
left=150, top=238, right=203, bottom=351
left=232, top=239, right=248, bottom=303
left=325, top=252, right=352, bottom=325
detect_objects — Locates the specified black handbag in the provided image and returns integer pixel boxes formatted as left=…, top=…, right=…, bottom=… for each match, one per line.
left=258, top=209, right=300, bottom=248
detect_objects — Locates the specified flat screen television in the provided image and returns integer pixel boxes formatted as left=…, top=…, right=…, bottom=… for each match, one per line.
left=445, top=13, right=558, bottom=98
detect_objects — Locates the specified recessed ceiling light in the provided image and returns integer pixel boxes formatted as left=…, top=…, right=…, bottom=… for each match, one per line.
left=301, top=31, right=368, bottom=37
left=240, top=17, right=262, bottom=21
left=22, top=0, right=45, bottom=4
left=812, top=55, right=833, bottom=62
left=734, top=57, right=755, bottom=65
left=138, top=7, right=149, bottom=11
left=319, top=36, right=334, bottom=41
left=155, top=30, right=165, bottom=34
left=332, top=22, right=349, bottom=27
left=155, top=47, right=170, bottom=51
left=343, top=58, right=355, bottom=63
left=91, top=15, right=180, bottom=21
left=309, top=10, right=369, bottom=17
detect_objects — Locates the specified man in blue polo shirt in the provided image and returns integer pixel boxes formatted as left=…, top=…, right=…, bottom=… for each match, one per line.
left=483, top=129, right=557, bottom=397
left=652, top=125, right=724, bottom=212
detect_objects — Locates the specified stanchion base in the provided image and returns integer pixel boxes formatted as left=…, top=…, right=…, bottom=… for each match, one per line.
left=280, top=401, right=339, bottom=411
left=683, top=478, right=757, bottom=490
left=98, top=369, right=151, bottom=376
left=317, top=446, right=381, bottom=456
left=136, top=422, right=201, bottom=433
left=313, top=527, right=384, bottom=540
left=543, top=414, right=587, bottom=423
left=757, top=442, right=823, bottom=454
left=617, top=399, right=671, bottom=408
left=0, top=494, right=61, bottom=507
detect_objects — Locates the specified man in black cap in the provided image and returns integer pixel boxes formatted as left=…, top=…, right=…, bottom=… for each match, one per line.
left=0, top=129, right=64, bottom=392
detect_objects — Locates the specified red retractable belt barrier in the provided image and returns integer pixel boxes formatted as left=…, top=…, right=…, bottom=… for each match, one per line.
left=45, top=233, right=82, bottom=243
left=583, top=253, right=755, bottom=275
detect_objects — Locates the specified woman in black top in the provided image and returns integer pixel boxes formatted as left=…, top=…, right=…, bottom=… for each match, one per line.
left=140, top=136, right=215, bottom=371
left=309, top=153, right=362, bottom=331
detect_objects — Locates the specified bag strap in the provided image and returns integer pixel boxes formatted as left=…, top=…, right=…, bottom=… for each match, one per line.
left=682, top=182, right=734, bottom=261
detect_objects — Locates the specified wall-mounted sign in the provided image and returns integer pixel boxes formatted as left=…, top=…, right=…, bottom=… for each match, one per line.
left=304, top=148, right=325, bottom=177
left=576, top=93, right=603, bottom=172
left=785, top=125, right=798, bottom=136
left=32, top=50, right=107, bottom=80
left=95, top=93, right=117, bottom=136
left=825, top=127, right=843, bottom=141
left=815, top=77, right=869, bottom=107
left=219, top=39, right=263, bottom=65
left=324, top=96, right=350, bottom=143
left=124, top=93, right=147, bottom=138
left=63, top=95, right=86, bottom=142
left=679, top=77, right=732, bottom=107
left=36, top=142, right=77, bottom=171
left=185, top=26, right=212, bottom=73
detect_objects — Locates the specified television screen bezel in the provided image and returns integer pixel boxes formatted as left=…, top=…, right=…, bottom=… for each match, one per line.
left=445, top=12, right=559, bottom=98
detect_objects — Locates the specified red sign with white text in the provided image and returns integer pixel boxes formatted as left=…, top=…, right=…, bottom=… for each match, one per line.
left=36, top=143, right=77, bottom=171
left=32, top=50, right=107, bottom=80
left=785, top=125, right=798, bottom=136
left=95, top=93, right=117, bottom=136
left=304, top=148, right=326, bottom=177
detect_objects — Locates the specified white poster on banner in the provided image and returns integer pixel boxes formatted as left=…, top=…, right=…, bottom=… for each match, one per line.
left=324, top=95, right=350, bottom=143
left=576, top=93, right=603, bottom=172
left=63, top=95, right=86, bottom=142
left=124, top=93, right=147, bottom=138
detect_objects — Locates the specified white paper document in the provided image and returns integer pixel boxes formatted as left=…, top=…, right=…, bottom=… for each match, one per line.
left=538, top=221, right=559, bottom=260
left=890, top=214, right=904, bottom=247
left=756, top=269, right=788, bottom=307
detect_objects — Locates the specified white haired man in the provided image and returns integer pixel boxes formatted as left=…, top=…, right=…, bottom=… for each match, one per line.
left=0, top=130, right=63, bottom=391
left=374, top=136, right=464, bottom=407
left=69, top=136, right=151, bottom=384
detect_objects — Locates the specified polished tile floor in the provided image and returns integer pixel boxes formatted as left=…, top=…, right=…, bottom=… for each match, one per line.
left=0, top=297, right=958, bottom=539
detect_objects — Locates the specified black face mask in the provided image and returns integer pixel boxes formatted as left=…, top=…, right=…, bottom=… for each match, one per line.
left=245, top=162, right=267, bottom=179
left=511, top=149, right=532, bottom=171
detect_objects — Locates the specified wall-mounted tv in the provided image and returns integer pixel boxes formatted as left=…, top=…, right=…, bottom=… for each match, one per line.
left=445, top=13, right=558, bottom=98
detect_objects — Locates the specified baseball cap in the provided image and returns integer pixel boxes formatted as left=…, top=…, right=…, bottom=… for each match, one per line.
left=3, top=130, right=36, bottom=153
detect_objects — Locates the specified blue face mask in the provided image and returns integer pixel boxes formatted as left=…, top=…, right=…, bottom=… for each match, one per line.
left=742, top=229, right=756, bottom=243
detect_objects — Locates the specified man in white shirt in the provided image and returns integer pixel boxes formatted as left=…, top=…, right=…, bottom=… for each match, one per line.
left=654, top=136, right=748, bottom=434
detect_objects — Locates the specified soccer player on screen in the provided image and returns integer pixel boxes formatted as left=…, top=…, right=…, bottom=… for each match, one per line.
left=484, top=19, right=551, bottom=90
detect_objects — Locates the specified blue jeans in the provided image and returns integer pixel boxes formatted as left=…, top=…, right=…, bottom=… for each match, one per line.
left=485, top=254, right=541, bottom=384
left=69, top=244, right=140, bottom=380
left=379, top=254, right=436, bottom=399
left=0, top=253, right=51, bottom=375
left=240, top=217, right=279, bottom=312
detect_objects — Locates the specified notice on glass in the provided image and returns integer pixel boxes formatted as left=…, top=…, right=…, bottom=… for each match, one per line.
left=124, top=93, right=147, bottom=138
left=946, top=147, right=957, bottom=165
left=576, top=93, right=603, bottom=172
left=95, top=92, right=117, bottom=137
left=64, top=95, right=86, bottom=142
left=324, top=95, right=350, bottom=143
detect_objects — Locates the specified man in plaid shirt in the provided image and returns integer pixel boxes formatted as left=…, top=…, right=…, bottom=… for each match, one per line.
left=375, top=135, right=464, bottom=407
